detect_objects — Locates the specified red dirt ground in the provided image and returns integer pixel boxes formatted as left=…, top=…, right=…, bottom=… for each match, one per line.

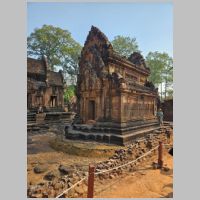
left=94, top=149, right=173, bottom=198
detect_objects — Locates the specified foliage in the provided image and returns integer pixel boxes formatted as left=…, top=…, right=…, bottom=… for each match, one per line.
left=111, top=35, right=140, bottom=58
left=27, top=25, right=82, bottom=78
left=64, top=85, right=75, bottom=104
left=166, top=89, right=173, bottom=99
left=146, top=51, right=173, bottom=99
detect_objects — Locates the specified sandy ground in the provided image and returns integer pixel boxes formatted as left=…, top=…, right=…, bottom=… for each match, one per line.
left=27, top=133, right=118, bottom=185
left=94, top=150, right=173, bottom=198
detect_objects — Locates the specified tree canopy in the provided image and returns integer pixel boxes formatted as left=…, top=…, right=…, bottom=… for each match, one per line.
left=27, top=25, right=82, bottom=79
left=146, top=51, right=173, bottom=100
left=111, top=35, right=140, bottom=58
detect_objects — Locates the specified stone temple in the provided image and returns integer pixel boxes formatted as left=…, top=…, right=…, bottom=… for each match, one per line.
left=66, top=26, right=160, bottom=145
left=27, top=57, right=74, bottom=134
left=27, top=57, right=64, bottom=112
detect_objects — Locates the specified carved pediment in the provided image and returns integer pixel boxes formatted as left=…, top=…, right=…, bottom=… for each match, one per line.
left=128, top=52, right=147, bottom=69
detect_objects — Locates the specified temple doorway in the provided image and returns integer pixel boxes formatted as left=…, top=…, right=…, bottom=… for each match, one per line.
left=36, top=95, right=43, bottom=107
left=50, top=96, right=57, bottom=107
left=88, top=100, right=95, bottom=120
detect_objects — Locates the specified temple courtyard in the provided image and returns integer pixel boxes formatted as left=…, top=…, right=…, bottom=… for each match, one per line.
left=27, top=131, right=173, bottom=198
left=27, top=26, right=173, bottom=198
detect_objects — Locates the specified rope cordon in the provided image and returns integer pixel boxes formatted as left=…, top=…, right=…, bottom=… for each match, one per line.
left=94, top=145, right=159, bottom=175
left=56, top=177, right=87, bottom=198
left=55, top=143, right=172, bottom=198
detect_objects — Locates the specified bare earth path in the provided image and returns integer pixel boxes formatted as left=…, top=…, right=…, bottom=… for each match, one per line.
left=95, top=151, right=173, bottom=198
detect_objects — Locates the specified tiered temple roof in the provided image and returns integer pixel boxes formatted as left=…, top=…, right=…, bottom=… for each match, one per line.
left=27, top=57, right=64, bottom=87
left=27, top=57, right=46, bottom=75
left=47, top=71, right=63, bottom=87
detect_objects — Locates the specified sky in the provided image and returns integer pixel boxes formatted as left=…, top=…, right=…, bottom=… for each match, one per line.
left=27, top=2, right=173, bottom=57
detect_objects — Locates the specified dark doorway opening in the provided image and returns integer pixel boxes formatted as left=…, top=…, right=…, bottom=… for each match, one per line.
left=36, top=95, right=43, bottom=107
left=88, top=100, right=95, bottom=120
left=27, top=93, right=32, bottom=109
left=50, top=96, right=57, bottom=107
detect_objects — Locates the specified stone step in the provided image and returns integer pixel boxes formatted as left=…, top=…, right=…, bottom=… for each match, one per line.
left=115, top=127, right=161, bottom=145
left=27, top=115, right=36, bottom=124
left=27, top=114, right=35, bottom=116
left=73, top=121, right=159, bottom=134
left=27, top=124, right=49, bottom=132
left=27, top=117, right=35, bottom=120
left=44, top=107, right=65, bottom=112
left=66, top=124, right=161, bottom=146
left=27, top=121, right=36, bottom=124
left=95, top=119, right=158, bottom=128
left=28, top=107, right=65, bottom=113
left=109, top=122, right=159, bottom=134
left=28, top=108, right=38, bottom=113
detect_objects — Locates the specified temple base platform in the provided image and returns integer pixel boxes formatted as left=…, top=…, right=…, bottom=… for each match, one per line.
left=65, top=119, right=167, bottom=146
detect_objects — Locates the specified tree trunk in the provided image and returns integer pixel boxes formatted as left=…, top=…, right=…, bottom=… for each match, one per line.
left=164, top=80, right=167, bottom=100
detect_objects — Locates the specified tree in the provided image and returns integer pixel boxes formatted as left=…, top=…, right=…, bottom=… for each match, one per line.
left=64, top=85, right=76, bottom=111
left=162, top=59, right=173, bottom=100
left=27, top=25, right=82, bottom=81
left=111, top=35, right=140, bottom=58
left=146, top=51, right=173, bottom=100
left=166, top=89, right=173, bottom=99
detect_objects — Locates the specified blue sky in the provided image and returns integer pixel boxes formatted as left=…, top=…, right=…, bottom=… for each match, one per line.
left=27, top=2, right=173, bottom=57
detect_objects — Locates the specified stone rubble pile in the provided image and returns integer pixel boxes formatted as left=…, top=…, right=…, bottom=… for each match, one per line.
left=95, top=129, right=171, bottom=175
left=27, top=165, right=87, bottom=198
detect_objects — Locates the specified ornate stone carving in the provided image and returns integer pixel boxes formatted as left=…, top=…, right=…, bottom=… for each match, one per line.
left=128, top=52, right=147, bottom=69
left=76, top=26, right=158, bottom=124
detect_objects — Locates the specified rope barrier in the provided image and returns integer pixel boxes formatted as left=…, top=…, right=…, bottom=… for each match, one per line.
left=55, top=177, right=87, bottom=198
left=55, top=142, right=172, bottom=198
left=94, top=145, right=159, bottom=175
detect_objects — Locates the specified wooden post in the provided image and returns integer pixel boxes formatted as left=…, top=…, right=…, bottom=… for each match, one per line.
left=158, top=141, right=163, bottom=168
left=87, top=164, right=95, bottom=198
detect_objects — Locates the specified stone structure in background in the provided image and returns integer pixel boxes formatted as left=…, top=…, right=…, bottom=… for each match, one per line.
left=66, top=26, right=160, bottom=145
left=27, top=57, right=75, bottom=135
left=161, top=99, right=173, bottom=122
left=27, top=57, right=64, bottom=112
